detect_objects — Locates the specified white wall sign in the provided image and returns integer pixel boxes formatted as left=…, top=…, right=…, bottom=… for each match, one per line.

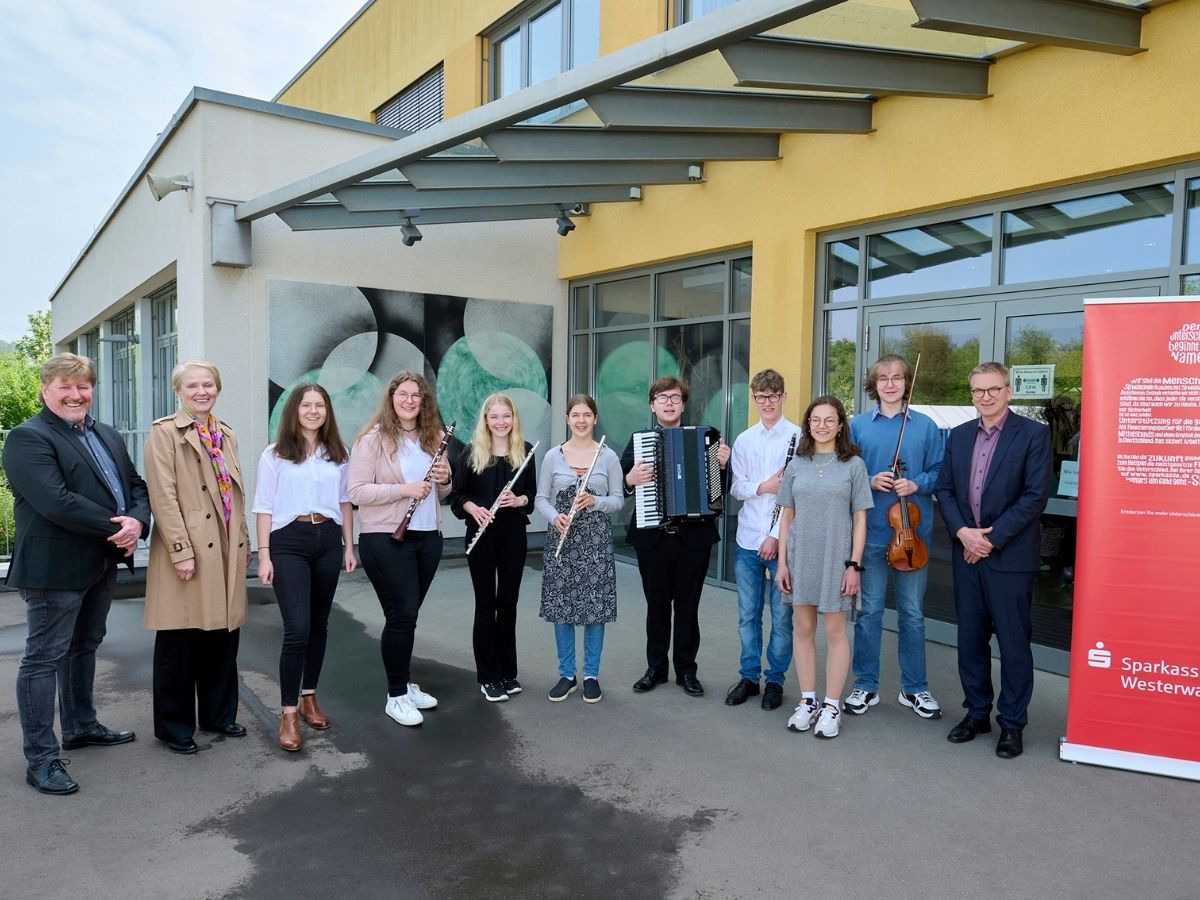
left=1010, top=364, right=1055, bottom=399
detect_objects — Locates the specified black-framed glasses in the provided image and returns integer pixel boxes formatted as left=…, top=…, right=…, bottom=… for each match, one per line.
left=969, top=385, right=1006, bottom=399
left=752, top=393, right=782, bottom=405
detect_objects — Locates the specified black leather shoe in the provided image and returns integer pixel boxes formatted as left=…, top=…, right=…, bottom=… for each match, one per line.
left=761, top=682, right=784, bottom=711
left=61, top=724, right=136, bottom=750
left=724, top=679, right=760, bottom=706
left=26, top=759, right=79, bottom=795
left=996, top=728, right=1024, bottom=759
left=676, top=674, right=704, bottom=697
left=201, top=722, right=247, bottom=737
left=632, top=670, right=668, bottom=693
left=161, top=737, right=199, bottom=754
left=947, top=715, right=992, bottom=743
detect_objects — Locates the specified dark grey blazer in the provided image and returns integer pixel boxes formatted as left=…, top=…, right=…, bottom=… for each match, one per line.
left=3, top=407, right=151, bottom=589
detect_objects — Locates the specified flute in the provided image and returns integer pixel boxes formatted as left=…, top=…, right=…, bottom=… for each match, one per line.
left=554, top=435, right=607, bottom=559
left=465, top=440, right=540, bottom=556
left=391, top=421, right=456, bottom=542
left=768, top=432, right=798, bottom=535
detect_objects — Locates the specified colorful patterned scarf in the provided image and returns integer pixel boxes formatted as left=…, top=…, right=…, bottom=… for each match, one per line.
left=195, top=415, right=233, bottom=528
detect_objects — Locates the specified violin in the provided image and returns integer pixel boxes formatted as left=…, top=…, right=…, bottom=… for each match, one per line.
left=885, top=353, right=928, bottom=572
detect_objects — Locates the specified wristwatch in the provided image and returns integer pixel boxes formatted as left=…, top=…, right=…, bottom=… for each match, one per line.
left=844, top=560, right=863, bottom=572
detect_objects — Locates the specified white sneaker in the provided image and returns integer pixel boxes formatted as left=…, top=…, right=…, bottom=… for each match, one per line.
left=814, top=704, right=841, bottom=739
left=843, top=688, right=879, bottom=715
left=385, top=694, right=423, bottom=727
left=787, top=699, right=821, bottom=733
left=407, top=682, right=438, bottom=710
left=898, top=690, right=942, bottom=719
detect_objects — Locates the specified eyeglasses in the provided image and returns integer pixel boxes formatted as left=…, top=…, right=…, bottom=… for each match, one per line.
left=394, top=391, right=422, bottom=402
left=876, top=376, right=905, bottom=385
left=752, top=393, right=783, bottom=405
left=654, top=393, right=684, bottom=405
left=808, top=417, right=839, bottom=428
left=969, top=385, right=1007, bottom=399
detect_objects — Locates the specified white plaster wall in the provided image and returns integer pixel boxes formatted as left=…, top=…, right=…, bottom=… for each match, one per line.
left=51, top=97, right=567, bottom=536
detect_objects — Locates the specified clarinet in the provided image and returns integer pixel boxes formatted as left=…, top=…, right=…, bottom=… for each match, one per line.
left=391, top=421, right=456, bottom=542
left=464, top=440, right=540, bottom=556
left=768, top=432, right=798, bottom=534
left=554, top=436, right=607, bottom=559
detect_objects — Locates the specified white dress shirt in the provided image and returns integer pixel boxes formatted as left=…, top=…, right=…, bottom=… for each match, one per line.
left=729, top=416, right=801, bottom=552
left=252, top=444, right=350, bottom=532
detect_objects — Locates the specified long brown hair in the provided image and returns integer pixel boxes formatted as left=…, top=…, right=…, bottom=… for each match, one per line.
left=274, top=383, right=348, bottom=464
left=357, top=370, right=445, bottom=455
left=798, top=395, right=859, bottom=462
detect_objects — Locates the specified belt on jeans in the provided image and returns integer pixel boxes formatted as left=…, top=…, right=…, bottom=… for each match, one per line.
left=294, top=513, right=330, bottom=524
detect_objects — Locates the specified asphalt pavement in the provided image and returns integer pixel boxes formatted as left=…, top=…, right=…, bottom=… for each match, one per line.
left=1, top=557, right=1196, bottom=899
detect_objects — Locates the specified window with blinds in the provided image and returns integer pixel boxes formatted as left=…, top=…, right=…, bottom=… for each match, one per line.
left=375, top=65, right=444, bottom=132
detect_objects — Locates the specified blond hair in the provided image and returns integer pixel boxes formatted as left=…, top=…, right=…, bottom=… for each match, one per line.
left=468, top=393, right=528, bottom=474
left=40, top=353, right=95, bottom=386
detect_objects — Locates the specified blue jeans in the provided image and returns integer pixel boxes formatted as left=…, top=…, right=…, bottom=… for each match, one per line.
left=16, top=563, right=117, bottom=765
left=554, top=623, right=605, bottom=680
left=733, top=545, right=793, bottom=685
left=852, top=543, right=929, bottom=695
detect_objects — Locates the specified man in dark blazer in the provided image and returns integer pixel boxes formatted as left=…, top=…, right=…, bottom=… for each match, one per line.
left=621, top=376, right=730, bottom=698
left=4, top=353, right=150, bottom=794
left=935, top=361, right=1052, bottom=760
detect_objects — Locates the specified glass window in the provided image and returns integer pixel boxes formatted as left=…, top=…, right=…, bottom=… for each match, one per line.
left=151, top=285, right=178, bottom=418
left=657, top=263, right=725, bottom=320
left=596, top=275, right=651, bottom=326
left=489, top=0, right=599, bottom=99
left=529, top=5, right=563, bottom=87
left=879, top=318, right=980, bottom=407
left=732, top=257, right=752, bottom=313
left=1185, top=274, right=1200, bottom=295
left=1002, top=184, right=1173, bottom=283
left=495, top=30, right=522, bottom=98
left=1186, top=178, right=1200, bottom=265
left=595, top=329, right=651, bottom=455
left=824, top=308, right=857, bottom=415
left=826, top=239, right=859, bottom=303
left=572, top=285, right=591, bottom=330
left=572, top=334, right=589, bottom=395
left=868, top=216, right=992, bottom=299
left=656, top=321, right=725, bottom=426
left=108, top=308, right=138, bottom=432
left=681, top=0, right=737, bottom=22
left=571, top=0, right=599, bottom=66
left=722, top=316, right=751, bottom=578
left=1005, top=311, right=1083, bottom=408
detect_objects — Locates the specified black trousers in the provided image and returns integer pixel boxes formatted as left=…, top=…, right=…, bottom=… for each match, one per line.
left=270, top=519, right=343, bottom=707
left=467, top=517, right=526, bottom=684
left=636, top=533, right=712, bottom=679
left=359, top=530, right=442, bottom=696
left=153, top=627, right=240, bottom=742
left=953, top=563, right=1036, bottom=730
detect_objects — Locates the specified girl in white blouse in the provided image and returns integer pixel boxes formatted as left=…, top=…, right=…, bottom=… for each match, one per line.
left=253, top=383, right=356, bottom=752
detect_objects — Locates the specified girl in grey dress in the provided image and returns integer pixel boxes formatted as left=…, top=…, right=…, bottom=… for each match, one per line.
left=775, top=396, right=872, bottom=740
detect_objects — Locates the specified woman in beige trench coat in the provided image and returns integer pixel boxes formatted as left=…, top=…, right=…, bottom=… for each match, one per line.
left=144, top=360, right=249, bottom=754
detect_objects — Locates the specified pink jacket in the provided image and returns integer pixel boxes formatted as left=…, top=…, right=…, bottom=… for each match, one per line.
left=348, top=427, right=452, bottom=534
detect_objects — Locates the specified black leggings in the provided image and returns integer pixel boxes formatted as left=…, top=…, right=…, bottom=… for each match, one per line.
left=467, top=517, right=527, bottom=684
left=359, top=530, right=442, bottom=696
left=270, top=519, right=343, bottom=707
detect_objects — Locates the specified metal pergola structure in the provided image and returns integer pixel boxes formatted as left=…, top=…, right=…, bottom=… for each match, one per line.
left=234, top=0, right=1151, bottom=243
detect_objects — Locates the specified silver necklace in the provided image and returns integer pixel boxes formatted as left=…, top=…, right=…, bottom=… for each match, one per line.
left=810, top=453, right=836, bottom=477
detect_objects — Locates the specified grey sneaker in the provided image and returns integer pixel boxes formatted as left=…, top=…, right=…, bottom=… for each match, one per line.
left=481, top=682, right=509, bottom=703
left=843, top=688, right=879, bottom=715
left=548, top=677, right=577, bottom=702
left=898, top=690, right=942, bottom=719
left=582, top=678, right=602, bottom=703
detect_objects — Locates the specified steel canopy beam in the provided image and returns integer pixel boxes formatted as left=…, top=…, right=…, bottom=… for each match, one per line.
left=333, top=182, right=640, bottom=213
left=722, top=36, right=991, bottom=99
left=586, top=86, right=873, bottom=133
left=910, top=0, right=1144, bottom=56
left=482, top=127, right=779, bottom=162
left=237, top=0, right=846, bottom=221
left=277, top=203, right=587, bottom=231
left=398, top=160, right=705, bottom=190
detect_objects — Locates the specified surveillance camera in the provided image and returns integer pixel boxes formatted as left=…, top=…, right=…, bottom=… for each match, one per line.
left=400, top=220, right=423, bottom=246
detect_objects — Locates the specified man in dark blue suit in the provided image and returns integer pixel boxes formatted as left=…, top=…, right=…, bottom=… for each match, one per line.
left=3, top=353, right=150, bottom=793
left=935, top=362, right=1052, bottom=759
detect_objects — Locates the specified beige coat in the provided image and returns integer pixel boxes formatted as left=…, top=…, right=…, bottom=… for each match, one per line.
left=144, top=411, right=249, bottom=632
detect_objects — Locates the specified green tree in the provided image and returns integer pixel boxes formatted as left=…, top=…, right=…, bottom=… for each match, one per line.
left=15, top=310, right=52, bottom=364
left=826, top=337, right=857, bottom=415
left=0, top=353, right=42, bottom=429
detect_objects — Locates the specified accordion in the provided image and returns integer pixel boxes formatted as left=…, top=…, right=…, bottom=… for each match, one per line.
left=632, top=426, right=723, bottom=529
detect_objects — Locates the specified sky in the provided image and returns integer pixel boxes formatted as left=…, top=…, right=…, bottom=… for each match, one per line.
left=0, top=0, right=369, bottom=342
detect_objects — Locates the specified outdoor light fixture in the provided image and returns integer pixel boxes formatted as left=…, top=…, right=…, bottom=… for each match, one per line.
left=145, top=172, right=193, bottom=201
left=400, top=218, right=423, bottom=247
left=687, top=164, right=704, bottom=182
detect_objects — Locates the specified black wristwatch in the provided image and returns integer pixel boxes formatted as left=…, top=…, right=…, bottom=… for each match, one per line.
left=844, top=560, right=863, bottom=572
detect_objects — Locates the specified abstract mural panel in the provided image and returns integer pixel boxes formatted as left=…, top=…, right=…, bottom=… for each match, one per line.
left=267, top=280, right=553, bottom=463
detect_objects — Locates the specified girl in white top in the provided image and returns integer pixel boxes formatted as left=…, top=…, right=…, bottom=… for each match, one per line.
left=253, top=383, right=355, bottom=752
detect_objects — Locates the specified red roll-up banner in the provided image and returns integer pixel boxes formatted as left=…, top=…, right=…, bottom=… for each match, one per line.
left=1061, top=297, right=1200, bottom=780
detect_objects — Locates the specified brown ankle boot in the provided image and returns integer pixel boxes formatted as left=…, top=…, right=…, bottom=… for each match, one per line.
left=299, top=694, right=331, bottom=729
left=278, top=710, right=302, bottom=752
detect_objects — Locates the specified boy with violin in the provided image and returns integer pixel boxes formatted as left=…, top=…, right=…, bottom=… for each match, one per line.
left=844, top=354, right=944, bottom=719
